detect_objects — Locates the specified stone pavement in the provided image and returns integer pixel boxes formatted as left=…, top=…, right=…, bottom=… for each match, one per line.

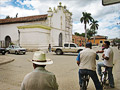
left=0, top=55, right=15, bottom=65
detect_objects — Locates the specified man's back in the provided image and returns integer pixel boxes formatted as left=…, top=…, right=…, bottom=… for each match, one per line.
left=21, top=67, right=58, bottom=90
left=79, top=48, right=97, bottom=71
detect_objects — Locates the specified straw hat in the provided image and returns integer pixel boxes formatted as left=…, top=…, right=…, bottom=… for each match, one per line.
left=32, top=51, right=53, bottom=65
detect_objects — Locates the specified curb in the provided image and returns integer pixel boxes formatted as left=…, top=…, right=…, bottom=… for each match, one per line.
left=0, top=59, right=15, bottom=65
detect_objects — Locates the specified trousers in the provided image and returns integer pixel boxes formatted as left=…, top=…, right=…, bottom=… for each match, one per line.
left=79, top=69, right=102, bottom=90
left=97, top=62, right=114, bottom=86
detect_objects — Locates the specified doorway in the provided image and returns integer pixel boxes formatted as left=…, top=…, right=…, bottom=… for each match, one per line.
left=5, top=36, right=11, bottom=47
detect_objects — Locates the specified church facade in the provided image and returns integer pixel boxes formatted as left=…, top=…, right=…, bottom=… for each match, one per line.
left=0, top=2, right=72, bottom=50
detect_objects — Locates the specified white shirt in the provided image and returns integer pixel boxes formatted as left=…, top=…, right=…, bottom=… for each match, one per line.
left=103, top=47, right=114, bottom=67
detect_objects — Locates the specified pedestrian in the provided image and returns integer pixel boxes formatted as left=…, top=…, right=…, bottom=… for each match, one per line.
left=21, top=51, right=58, bottom=90
left=97, top=41, right=115, bottom=88
left=48, top=44, right=51, bottom=52
left=76, top=42, right=102, bottom=90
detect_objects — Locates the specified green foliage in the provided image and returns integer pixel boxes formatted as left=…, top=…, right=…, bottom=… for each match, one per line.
left=74, top=32, right=81, bottom=36
left=74, top=28, right=98, bottom=39
left=80, top=12, right=93, bottom=24
left=5, top=15, right=11, bottom=19
left=10, top=42, right=15, bottom=45
left=90, top=19, right=99, bottom=31
left=74, top=32, right=85, bottom=37
left=114, top=38, right=120, bottom=43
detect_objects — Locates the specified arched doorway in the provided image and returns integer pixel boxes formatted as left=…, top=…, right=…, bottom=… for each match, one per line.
left=59, top=33, right=62, bottom=46
left=5, top=36, right=11, bottom=47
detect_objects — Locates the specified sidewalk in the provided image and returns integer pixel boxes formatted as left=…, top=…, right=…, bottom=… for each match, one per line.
left=0, top=55, right=14, bottom=65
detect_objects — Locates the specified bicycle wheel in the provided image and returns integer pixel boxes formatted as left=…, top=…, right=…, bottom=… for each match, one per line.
left=86, top=76, right=90, bottom=87
left=101, top=72, right=107, bottom=89
left=81, top=80, right=87, bottom=90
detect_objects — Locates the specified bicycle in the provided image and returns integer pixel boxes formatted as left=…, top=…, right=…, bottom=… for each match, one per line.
left=100, top=66, right=109, bottom=89
left=81, top=74, right=90, bottom=90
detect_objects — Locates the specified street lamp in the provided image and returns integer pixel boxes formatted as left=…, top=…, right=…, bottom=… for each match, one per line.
left=18, top=30, right=20, bottom=46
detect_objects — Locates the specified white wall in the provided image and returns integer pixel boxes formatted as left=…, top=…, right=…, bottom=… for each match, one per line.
left=50, top=28, right=65, bottom=46
left=0, top=24, right=19, bottom=44
left=51, top=8, right=65, bottom=30
left=0, top=20, right=47, bottom=47
left=20, top=28, right=50, bottom=49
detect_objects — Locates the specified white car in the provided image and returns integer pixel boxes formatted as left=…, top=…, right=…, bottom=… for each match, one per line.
left=6, top=45, right=26, bottom=55
left=51, top=43, right=85, bottom=55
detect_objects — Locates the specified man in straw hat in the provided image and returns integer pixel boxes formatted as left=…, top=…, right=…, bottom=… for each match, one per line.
left=21, top=51, right=58, bottom=90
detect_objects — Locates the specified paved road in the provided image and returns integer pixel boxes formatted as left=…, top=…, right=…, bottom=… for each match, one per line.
left=0, top=47, right=120, bottom=90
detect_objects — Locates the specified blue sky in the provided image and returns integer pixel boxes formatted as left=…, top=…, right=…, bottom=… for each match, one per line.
left=0, top=0, right=120, bottom=39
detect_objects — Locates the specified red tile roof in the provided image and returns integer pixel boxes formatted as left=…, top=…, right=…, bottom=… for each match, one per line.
left=0, top=14, right=48, bottom=24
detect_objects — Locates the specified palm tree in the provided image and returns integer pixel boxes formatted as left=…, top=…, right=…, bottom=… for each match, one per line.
left=90, top=19, right=99, bottom=44
left=87, top=29, right=93, bottom=39
left=80, top=12, right=93, bottom=45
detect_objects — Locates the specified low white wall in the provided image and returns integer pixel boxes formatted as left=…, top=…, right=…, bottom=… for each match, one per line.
left=20, top=28, right=50, bottom=50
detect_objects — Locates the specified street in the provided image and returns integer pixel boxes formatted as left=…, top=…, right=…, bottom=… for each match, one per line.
left=0, top=47, right=120, bottom=90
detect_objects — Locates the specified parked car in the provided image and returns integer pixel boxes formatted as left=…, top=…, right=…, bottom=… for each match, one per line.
left=51, top=43, right=85, bottom=55
left=118, top=43, right=120, bottom=50
left=6, top=45, right=26, bottom=55
left=0, top=48, right=6, bottom=55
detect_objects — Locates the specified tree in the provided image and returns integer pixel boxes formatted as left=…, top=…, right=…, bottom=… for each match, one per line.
left=5, top=15, right=11, bottom=19
left=87, top=29, right=97, bottom=38
left=80, top=12, right=93, bottom=45
left=87, top=29, right=93, bottom=39
left=74, top=32, right=85, bottom=37
left=74, top=32, right=81, bottom=36
left=90, top=19, right=99, bottom=44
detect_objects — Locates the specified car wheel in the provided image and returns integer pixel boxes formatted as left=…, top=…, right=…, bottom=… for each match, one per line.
left=23, top=52, right=26, bottom=54
left=2, top=52, right=5, bottom=55
left=56, top=50, right=62, bottom=55
left=8, top=51, right=10, bottom=54
left=15, top=51, right=18, bottom=55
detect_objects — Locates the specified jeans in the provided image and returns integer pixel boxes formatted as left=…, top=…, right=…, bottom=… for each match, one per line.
left=48, top=48, right=51, bottom=52
left=97, top=62, right=114, bottom=86
left=79, top=69, right=102, bottom=90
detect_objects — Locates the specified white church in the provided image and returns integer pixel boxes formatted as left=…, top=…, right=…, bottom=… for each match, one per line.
left=0, top=2, right=72, bottom=50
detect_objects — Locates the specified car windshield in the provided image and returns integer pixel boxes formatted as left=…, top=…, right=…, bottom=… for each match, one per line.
left=14, top=46, right=20, bottom=48
left=75, top=44, right=79, bottom=47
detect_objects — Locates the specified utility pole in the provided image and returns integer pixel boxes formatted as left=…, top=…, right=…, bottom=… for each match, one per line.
left=18, top=30, right=20, bottom=46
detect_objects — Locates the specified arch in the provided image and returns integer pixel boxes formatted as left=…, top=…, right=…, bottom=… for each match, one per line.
left=59, top=33, right=62, bottom=46
left=5, top=36, right=11, bottom=47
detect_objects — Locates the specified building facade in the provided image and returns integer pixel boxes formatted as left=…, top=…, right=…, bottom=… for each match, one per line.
left=88, top=35, right=107, bottom=46
left=72, top=35, right=86, bottom=46
left=0, top=2, right=72, bottom=50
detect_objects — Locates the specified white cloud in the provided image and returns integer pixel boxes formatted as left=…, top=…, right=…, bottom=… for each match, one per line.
left=0, top=5, right=39, bottom=18
left=0, top=0, right=11, bottom=4
left=98, top=27, right=120, bottom=39
left=72, top=23, right=84, bottom=34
